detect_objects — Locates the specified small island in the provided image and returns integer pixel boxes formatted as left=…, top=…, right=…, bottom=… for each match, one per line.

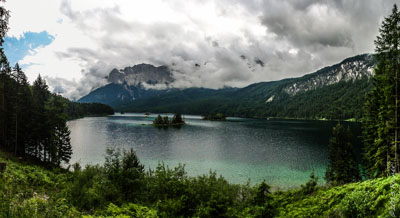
left=153, top=113, right=185, bottom=127
left=202, top=113, right=227, bottom=121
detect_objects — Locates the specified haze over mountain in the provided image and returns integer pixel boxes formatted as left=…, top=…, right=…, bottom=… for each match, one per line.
left=79, top=54, right=375, bottom=119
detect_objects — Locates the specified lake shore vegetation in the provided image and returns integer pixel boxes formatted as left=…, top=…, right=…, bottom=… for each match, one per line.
left=0, top=150, right=399, bottom=217
left=202, top=113, right=227, bottom=121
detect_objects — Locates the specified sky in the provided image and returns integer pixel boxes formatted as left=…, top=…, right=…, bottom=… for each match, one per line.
left=2, top=0, right=399, bottom=100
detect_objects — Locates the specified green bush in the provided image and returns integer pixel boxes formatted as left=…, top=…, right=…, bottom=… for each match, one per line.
left=105, top=203, right=157, bottom=218
left=3, top=151, right=400, bottom=217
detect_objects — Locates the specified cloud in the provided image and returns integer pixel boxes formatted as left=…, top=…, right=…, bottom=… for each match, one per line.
left=4, top=31, right=55, bottom=66
left=3, top=0, right=399, bottom=99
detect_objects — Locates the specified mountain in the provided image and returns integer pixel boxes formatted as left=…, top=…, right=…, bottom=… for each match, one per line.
left=106, top=63, right=174, bottom=86
left=79, top=54, right=376, bottom=120
left=79, top=64, right=174, bottom=107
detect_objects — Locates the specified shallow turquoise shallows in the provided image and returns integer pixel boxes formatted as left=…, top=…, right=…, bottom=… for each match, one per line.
left=68, top=113, right=362, bottom=189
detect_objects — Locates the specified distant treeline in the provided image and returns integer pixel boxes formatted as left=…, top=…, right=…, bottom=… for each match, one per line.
left=119, top=77, right=371, bottom=121
left=66, top=101, right=114, bottom=120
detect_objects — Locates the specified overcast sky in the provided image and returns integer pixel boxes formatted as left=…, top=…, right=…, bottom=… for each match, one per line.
left=3, top=0, right=399, bottom=99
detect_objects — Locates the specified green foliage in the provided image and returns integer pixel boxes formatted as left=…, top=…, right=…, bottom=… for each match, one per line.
left=66, top=101, right=114, bottom=120
left=105, top=203, right=157, bottom=218
left=69, top=165, right=108, bottom=211
left=0, top=152, right=81, bottom=217
left=336, top=190, right=374, bottom=217
left=362, top=4, right=400, bottom=178
left=0, top=53, right=112, bottom=167
left=104, top=148, right=145, bottom=202
left=153, top=113, right=185, bottom=127
left=1, top=151, right=400, bottom=217
left=0, top=10, right=113, bottom=165
left=301, top=170, right=318, bottom=195
left=325, top=123, right=360, bottom=185
left=274, top=175, right=400, bottom=217
left=171, top=113, right=184, bottom=124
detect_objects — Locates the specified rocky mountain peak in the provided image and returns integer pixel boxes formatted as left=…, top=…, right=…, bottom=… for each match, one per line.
left=283, top=54, right=375, bottom=96
left=107, top=63, right=174, bottom=86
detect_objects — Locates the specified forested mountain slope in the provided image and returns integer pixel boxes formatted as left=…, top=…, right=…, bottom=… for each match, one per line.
left=80, top=54, right=375, bottom=120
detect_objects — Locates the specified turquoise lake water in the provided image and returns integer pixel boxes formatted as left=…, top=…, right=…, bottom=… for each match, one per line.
left=68, top=113, right=362, bottom=189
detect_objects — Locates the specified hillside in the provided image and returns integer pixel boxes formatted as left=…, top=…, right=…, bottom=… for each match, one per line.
left=0, top=151, right=398, bottom=217
left=80, top=54, right=375, bottom=120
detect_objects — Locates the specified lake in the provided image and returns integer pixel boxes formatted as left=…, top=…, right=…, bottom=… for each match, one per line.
left=68, top=113, right=362, bottom=189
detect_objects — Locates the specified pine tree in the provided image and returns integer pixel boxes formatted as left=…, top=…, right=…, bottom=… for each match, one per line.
left=45, top=95, right=72, bottom=165
left=30, top=75, right=50, bottom=160
left=171, top=113, right=184, bottom=124
left=0, top=0, right=9, bottom=46
left=11, top=63, right=32, bottom=156
left=0, top=47, right=10, bottom=149
left=325, top=123, right=359, bottom=185
left=0, top=0, right=10, bottom=151
left=153, top=114, right=164, bottom=125
left=53, top=123, right=72, bottom=166
left=362, top=4, right=400, bottom=177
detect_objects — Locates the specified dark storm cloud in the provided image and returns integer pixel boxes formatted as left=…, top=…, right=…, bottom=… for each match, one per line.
left=51, top=0, right=400, bottom=99
left=258, top=0, right=397, bottom=51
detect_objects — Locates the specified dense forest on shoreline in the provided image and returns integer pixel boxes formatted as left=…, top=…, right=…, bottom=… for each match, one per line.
left=114, top=76, right=372, bottom=121
left=0, top=63, right=113, bottom=165
left=0, top=5, right=113, bottom=165
left=66, top=101, right=114, bottom=120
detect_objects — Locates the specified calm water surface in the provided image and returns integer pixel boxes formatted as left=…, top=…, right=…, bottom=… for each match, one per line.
left=68, top=113, right=361, bottom=189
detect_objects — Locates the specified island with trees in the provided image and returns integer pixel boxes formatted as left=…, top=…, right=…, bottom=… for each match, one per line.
left=153, top=113, right=185, bottom=127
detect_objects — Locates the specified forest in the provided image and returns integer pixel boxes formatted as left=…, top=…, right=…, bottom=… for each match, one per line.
left=118, top=73, right=372, bottom=121
left=0, top=3, right=113, bottom=165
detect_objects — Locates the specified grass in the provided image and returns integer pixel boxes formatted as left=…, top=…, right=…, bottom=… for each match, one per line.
left=1, top=151, right=399, bottom=217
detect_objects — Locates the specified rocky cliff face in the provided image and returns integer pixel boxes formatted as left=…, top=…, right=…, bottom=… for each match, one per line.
left=107, top=63, right=174, bottom=86
left=79, top=64, right=173, bottom=107
left=283, top=54, right=375, bottom=95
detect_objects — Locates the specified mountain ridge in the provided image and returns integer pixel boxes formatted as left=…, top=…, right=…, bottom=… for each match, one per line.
left=79, top=53, right=375, bottom=120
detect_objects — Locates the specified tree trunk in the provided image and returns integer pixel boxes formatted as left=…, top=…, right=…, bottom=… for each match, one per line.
left=14, top=110, right=17, bottom=156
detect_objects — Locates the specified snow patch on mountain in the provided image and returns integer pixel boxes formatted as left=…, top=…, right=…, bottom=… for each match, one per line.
left=283, top=54, right=375, bottom=95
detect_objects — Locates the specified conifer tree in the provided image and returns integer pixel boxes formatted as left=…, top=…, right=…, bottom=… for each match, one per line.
left=326, top=123, right=359, bottom=185
left=0, top=47, right=10, bottom=149
left=12, top=63, right=32, bottom=155
left=45, top=95, right=72, bottom=165
left=362, top=4, right=400, bottom=177
left=30, top=75, right=50, bottom=160
left=0, top=0, right=10, bottom=151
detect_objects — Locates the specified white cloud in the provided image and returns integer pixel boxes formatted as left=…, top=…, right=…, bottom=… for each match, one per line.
left=3, top=0, right=398, bottom=99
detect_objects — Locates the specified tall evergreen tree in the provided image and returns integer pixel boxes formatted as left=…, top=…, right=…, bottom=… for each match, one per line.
left=0, top=47, right=10, bottom=149
left=45, top=95, right=72, bottom=165
left=29, top=75, right=50, bottom=160
left=362, top=4, right=400, bottom=177
left=325, top=123, right=359, bottom=185
left=11, top=63, right=32, bottom=156
left=0, top=0, right=10, bottom=151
